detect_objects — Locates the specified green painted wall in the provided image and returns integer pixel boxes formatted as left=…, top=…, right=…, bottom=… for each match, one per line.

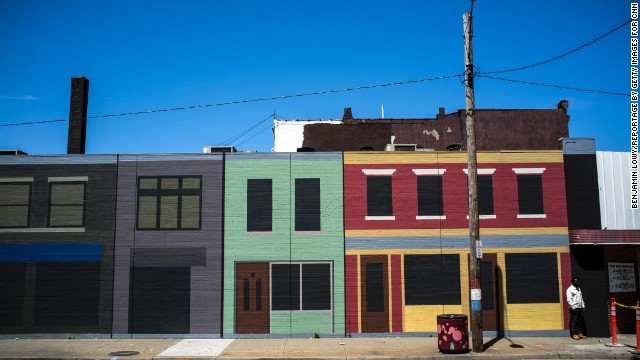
left=223, top=153, right=345, bottom=336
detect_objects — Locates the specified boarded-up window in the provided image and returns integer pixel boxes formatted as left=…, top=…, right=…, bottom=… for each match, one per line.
left=367, top=176, right=393, bottom=217
left=505, top=253, right=559, bottom=304
left=295, top=178, right=321, bottom=231
left=517, top=175, right=544, bottom=214
left=271, top=263, right=331, bottom=311
left=417, top=176, right=444, bottom=216
left=404, top=254, right=461, bottom=305
left=137, top=176, right=201, bottom=230
left=0, top=183, right=30, bottom=228
left=49, top=183, right=85, bottom=227
left=247, top=179, right=272, bottom=232
left=365, top=262, right=385, bottom=312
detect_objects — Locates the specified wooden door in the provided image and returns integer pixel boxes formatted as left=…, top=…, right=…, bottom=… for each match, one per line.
left=235, top=262, right=270, bottom=333
left=360, top=255, right=389, bottom=333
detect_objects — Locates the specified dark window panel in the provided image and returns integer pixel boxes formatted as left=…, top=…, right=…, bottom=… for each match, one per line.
left=417, top=176, right=444, bottom=216
left=302, top=263, right=331, bottom=310
left=247, top=179, right=272, bottom=232
left=295, top=178, right=321, bottom=231
left=404, top=254, right=461, bottom=305
left=271, top=264, right=300, bottom=311
left=478, top=176, right=494, bottom=216
left=505, top=253, right=559, bottom=304
left=481, top=260, right=494, bottom=310
left=517, top=175, right=544, bottom=214
left=365, top=262, right=385, bottom=312
left=367, top=176, right=393, bottom=217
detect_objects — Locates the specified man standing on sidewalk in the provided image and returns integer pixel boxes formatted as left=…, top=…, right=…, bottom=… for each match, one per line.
left=566, top=277, right=587, bottom=340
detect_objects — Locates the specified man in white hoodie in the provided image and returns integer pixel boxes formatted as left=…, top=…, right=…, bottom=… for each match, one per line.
left=566, top=277, right=587, bottom=340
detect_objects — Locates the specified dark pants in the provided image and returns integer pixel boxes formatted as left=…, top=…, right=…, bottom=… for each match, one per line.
left=570, top=308, right=586, bottom=336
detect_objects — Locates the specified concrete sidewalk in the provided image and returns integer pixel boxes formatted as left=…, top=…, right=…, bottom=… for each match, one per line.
left=0, top=335, right=636, bottom=359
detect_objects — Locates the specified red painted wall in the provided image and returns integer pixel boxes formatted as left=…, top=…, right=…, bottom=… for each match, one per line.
left=344, top=162, right=568, bottom=230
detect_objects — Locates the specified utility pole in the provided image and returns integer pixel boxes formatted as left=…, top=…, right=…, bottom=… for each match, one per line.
left=463, top=11, right=483, bottom=353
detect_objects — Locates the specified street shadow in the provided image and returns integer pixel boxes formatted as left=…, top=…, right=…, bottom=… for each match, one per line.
left=483, top=335, right=524, bottom=351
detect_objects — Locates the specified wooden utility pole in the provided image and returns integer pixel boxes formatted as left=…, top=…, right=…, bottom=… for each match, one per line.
left=463, top=11, right=483, bottom=353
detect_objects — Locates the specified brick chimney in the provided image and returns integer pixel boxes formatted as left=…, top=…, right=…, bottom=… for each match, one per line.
left=67, top=76, right=89, bottom=154
left=342, top=107, right=354, bottom=124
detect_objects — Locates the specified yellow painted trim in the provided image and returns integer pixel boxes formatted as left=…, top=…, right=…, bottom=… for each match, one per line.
left=497, top=253, right=507, bottom=331
left=357, top=255, right=362, bottom=333
left=401, top=255, right=406, bottom=331
left=460, top=254, right=470, bottom=317
left=404, top=305, right=465, bottom=332
left=344, top=151, right=564, bottom=165
left=346, top=227, right=568, bottom=237
left=557, top=252, right=565, bottom=326
left=346, top=247, right=569, bottom=256
left=388, top=254, right=393, bottom=332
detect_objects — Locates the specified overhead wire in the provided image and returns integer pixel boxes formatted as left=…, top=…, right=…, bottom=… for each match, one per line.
left=476, top=19, right=631, bottom=75
left=0, top=74, right=461, bottom=127
left=476, top=74, right=629, bottom=96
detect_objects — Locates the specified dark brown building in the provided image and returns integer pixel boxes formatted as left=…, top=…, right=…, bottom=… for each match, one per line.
left=290, top=101, right=569, bottom=152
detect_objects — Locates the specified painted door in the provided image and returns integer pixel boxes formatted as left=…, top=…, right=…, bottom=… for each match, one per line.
left=360, top=255, right=389, bottom=333
left=235, top=262, right=270, bottom=334
left=469, top=254, right=499, bottom=331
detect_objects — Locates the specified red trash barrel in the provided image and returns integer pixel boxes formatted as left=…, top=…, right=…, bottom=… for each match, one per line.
left=437, top=314, right=469, bottom=353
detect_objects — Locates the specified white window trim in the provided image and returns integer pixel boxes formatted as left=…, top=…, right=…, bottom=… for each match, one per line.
left=0, top=177, right=33, bottom=183
left=362, top=169, right=396, bottom=176
left=412, top=169, right=446, bottom=176
left=467, top=215, right=497, bottom=219
left=416, top=215, right=447, bottom=220
left=512, top=168, right=546, bottom=174
left=365, top=216, right=396, bottom=221
left=517, top=214, right=547, bottom=219
left=463, top=168, right=496, bottom=175
left=48, top=176, right=89, bottom=182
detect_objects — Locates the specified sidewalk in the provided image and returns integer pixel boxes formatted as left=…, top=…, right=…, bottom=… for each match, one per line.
left=0, top=334, right=636, bottom=359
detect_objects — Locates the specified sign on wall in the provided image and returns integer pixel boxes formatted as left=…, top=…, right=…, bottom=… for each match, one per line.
left=608, top=262, right=637, bottom=292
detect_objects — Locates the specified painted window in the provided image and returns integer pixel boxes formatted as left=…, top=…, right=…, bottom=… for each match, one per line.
left=363, top=169, right=395, bottom=220
left=295, top=178, right=321, bottom=231
left=478, top=175, right=494, bottom=216
left=271, top=262, right=332, bottom=311
left=49, top=182, right=86, bottom=227
left=404, top=254, right=461, bottom=305
left=0, top=182, right=31, bottom=228
left=414, top=169, right=445, bottom=219
left=505, top=253, right=559, bottom=304
left=247, top=179, right=272, bottom=232
left=513, top=168, right=546, bottom=218
left=137, top=176, right=201, bottom=230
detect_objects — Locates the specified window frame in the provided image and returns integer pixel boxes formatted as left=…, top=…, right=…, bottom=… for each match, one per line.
left=463, top=169, right=496, bottom=219
left=48, top=180, right=87, bottom=228
left=513, top=168, right=546, bottom=218
left=294, top=178, right=321, bottom=232
left=270, top=261, right=333, bottom=312
left=413, top=169, right=446, bottom=220
left=136, top=176, right=202, bottom=230
left=246, top=178, right=273, bottom=233
left=363, top=169, right=395, bottom=220
left=0, top=179, right=33, bottom=228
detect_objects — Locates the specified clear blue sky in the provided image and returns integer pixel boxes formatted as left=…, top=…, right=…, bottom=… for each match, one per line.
left=0, top=1, right=631, bottom=154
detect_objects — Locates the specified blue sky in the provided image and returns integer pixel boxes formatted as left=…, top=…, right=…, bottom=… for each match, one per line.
left=0, top=1, right=631, bottom=154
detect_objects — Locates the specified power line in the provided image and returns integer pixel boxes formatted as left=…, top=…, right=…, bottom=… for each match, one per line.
left=0, top=118, right=66, bottom=127
left=217, top=114, right=274, bottom=146
left=0, top=74, right=461, bottom=127
left=477, top=19, right=631, bottom=75
left=477, top=74, right=629, bottom=96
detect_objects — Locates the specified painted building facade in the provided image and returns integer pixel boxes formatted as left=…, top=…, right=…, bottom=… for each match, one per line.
left=112, top=154, right=223, bottom=336
left=223, top=152, right=345, bottom=336
left=0, top=155, right=117, bottom=335
left=343, top=151, right=571, bottom=334
left=0, top=150, right=576, bottom=337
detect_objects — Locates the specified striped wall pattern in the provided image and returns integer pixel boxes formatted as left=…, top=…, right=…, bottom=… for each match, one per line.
left=0, top=151, right=570, bottom=336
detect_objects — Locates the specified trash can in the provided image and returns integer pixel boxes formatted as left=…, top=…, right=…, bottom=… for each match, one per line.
left=437, top=314, right=469, bottom=353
